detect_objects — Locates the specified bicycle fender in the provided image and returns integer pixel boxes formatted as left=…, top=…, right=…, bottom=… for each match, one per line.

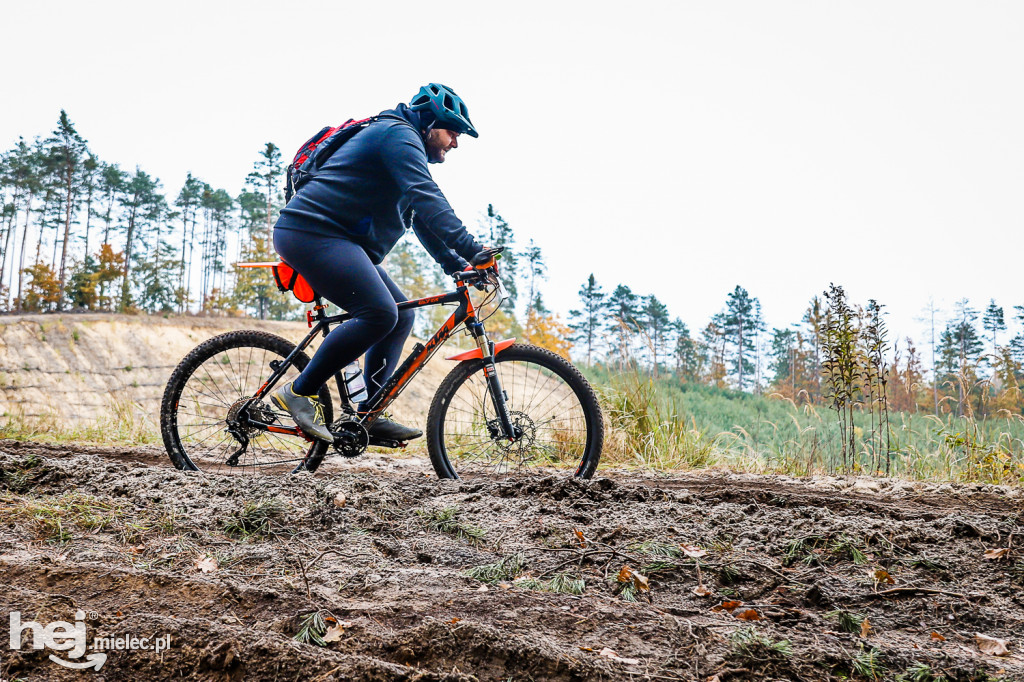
left=445, top=339, right=516, bottom=361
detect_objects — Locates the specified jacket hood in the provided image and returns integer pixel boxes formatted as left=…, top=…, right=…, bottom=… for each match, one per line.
left=382, top=103, right=429, bottom=139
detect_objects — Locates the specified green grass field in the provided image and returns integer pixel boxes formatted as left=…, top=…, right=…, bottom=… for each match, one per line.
left=585, top=365, right=1024, bottom=485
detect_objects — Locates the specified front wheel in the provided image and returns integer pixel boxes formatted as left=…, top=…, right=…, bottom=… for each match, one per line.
left=426, top=344, right=603, bottom=479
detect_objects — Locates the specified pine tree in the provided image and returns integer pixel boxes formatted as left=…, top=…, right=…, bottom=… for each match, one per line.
left=607, top=284, right=640, bottom=367
left=118, top=168, right=163, bottom=310
left=1011, top=306, right=1024, bottom=365
left=248, top=143, right=282, bottom=240
left=14, top=139, right=46, bottom=309
left=135, top=240, right=179, bottom=312
left=46, top=110, right=88, bottom=308
left=79, top=154, right=99, bottom=260
left=0, top=139, right=34, bottom=304
left=523, top=239, right=546, bottom=319
left=642, top=294, right=671, bottom=376
left=672, top=320, right=702, bottom=382
left=721, top=285, right=759, bottom=391
left=198, top=186, right=234, bottom=310
left=478, top=204, right=518, bottom=307
left=98, top=162, right=126, bottom=248
left=937, top=299, right=984, bottom=417
left=982, top=299, right=1006, bottom=353
left=174, top=173, right=204, bottom=311
left=703, top=318, right=728, bottom=388
left=567, top=274, right=606, bottom=366
left=770, top=328, right=798, bottom=394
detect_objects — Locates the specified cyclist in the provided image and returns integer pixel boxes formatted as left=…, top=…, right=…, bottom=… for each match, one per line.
left=271, top=83, right=487, bottom=445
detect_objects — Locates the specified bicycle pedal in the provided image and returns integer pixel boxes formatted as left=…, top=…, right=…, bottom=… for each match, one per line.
left=367, top=437, right=407, bottom=449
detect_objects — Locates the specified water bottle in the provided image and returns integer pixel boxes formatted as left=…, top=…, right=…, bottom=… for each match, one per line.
left=342, top=361, right=368, bottom=404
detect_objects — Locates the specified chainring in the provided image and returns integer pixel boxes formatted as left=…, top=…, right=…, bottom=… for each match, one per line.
left=331, top=420, right=369, bottom=458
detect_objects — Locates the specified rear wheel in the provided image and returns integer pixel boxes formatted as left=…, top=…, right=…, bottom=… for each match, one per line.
left=426, top=344, right=603, bottom=479
left=160, top=330, right=333, bottom=475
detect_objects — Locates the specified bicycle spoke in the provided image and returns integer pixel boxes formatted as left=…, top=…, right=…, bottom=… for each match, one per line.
left=436, top=353, right=593, bottom=477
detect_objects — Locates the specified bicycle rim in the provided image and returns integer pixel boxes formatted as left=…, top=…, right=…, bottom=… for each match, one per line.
left=165, top=333, right=331, bottom=475
left=430, top=346, right=601, bottom=478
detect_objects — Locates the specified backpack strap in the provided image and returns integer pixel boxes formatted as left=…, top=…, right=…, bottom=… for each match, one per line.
left=286, top=114, right=422, bottom=203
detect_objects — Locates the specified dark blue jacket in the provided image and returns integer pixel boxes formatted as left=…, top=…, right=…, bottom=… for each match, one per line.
left=275, top=104, right=482, bottom=275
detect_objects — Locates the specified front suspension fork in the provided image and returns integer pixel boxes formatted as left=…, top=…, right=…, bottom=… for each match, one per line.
left=469, top=323, right=518, bottom=440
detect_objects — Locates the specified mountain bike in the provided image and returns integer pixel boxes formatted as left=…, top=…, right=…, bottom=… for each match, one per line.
left=159, top=247, right=604, bottom=479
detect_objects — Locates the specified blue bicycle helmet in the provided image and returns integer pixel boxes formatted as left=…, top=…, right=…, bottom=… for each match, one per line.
left=409, top=83, right=479, bottom=138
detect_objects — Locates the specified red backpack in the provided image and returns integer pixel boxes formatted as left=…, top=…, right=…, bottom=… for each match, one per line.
left=284, top=117, right=375, bottom=202
left=284, top=114, right=411, bottom=202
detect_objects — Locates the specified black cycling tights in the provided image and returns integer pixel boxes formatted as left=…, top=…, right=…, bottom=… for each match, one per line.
left=273, top=229, right=415, bottom=408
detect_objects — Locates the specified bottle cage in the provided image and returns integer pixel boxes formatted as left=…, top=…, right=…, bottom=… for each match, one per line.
left=236, top=261, right=317, bottom=303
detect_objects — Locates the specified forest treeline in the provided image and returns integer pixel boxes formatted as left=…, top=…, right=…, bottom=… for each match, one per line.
left=3, top=111, right=1023, bottom=423
left=566, top=274, right=1024, bottom=421
left=0, top=111, right=571, bottom=349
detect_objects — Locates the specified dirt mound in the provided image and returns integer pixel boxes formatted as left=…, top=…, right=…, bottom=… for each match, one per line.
left=0, top=441, right=1021, bottom=681
left=0, top=313, right=466, bottom=428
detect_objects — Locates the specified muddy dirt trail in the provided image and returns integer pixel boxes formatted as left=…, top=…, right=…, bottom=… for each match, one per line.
left=0, top=440, right=1022, bottom=681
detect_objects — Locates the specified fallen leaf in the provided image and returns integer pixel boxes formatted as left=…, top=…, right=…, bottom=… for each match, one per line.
left=870, top=568, right=894, bottom=585
left=680, top=543, right=707, bottom=558
left=598, top=647, right=640, bottom=665
left=692, top=584, right=713, bottom=597
left=196, top=556, right=218, bottom=573
left=983, top=548, right=1010, bottom=561
left=448, top=617, right=461, bottom=624
left=322, top=624, right=344, bottom=642
left=333, top=493, right=347, bottom=508
left=976, top=633, right=1010, bottom=656
left=476, top=585, right=488, bottom=592
left=860, top=618, right=872, bottom=638
left=707, top=677, right=722, bottom=682
left=735, top=609, right=761, bottom=621
left=720, top=601, right=743, bottom=611
left=617, top=566, right=634, bottom=583
left=930, top=632, right=946, bottom=642
left=574, top=528, right=588, bottom=548
left=631, top=570, right=650, bottom=592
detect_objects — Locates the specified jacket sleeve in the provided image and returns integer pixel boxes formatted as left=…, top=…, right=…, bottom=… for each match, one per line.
left=411, top=212, right=469, bottom=275
left=379, top=124, right=483, bottom=267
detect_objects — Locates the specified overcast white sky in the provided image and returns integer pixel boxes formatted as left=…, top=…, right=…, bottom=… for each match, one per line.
left=2, top=1, right=1022, bottom=352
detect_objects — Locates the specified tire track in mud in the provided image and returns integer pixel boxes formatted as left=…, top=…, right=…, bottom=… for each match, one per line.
left=0, top=441, right=1021, bottom=681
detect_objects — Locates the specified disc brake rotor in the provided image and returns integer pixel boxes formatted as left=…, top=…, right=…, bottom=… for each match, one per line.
left=487, top=410, right=536, bottom=454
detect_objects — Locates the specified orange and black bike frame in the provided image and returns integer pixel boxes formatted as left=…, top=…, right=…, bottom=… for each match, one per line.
left=240, top=272, right=517, bottom=442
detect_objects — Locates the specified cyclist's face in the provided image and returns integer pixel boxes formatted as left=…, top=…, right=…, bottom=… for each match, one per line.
left=425, top=128, right=459, bottom=164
